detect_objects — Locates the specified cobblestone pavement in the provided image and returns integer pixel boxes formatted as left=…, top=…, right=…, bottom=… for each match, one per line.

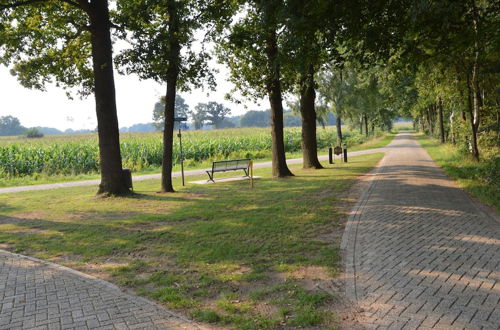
left=0, top=250, right=205, bottom=329
left=342, top=133, right=500, bottom=329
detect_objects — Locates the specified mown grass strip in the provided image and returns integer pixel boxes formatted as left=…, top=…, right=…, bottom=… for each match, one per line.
left=417, top=135, right=499, bottom=212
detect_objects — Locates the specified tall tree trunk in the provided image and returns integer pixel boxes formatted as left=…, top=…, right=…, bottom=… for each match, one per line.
left=88, top=1, right=128, bottom=196
left=359, top=116, right=363, bottom=134
left=364, top=114, right=369, bottom=137
left=438, top=97, right=445, bottom=143
left=336, top=115, right=343, bottom=145
left=450, top=111, right=455, bottom=144
left=466, top=71, right=480, bottom=160
left=426, top=107, right=433, bottom=135
left=161, top=0, right=182, bottom=192
left=264, top=28, right=293, bottom=177
left=299, top=65, right=322, bottom=169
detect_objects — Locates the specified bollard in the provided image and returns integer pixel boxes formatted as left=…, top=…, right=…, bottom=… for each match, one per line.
left=329, top=147, right=333, bottom=164
left=343, top=146, right=348, bottom=163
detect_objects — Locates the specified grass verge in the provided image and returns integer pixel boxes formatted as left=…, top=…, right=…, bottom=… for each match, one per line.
left=417, top=135, right=499, bottom=212
left=0, top=153, right=383, bottom=329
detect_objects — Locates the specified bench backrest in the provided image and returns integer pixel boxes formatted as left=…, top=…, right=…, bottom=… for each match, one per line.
left=212, top=159, right=250, bottom=172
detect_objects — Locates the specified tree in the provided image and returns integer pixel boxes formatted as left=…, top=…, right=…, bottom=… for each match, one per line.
left=388, top=0, right=500, bottom=160
left=318, top=64, right=356, bottom=145
left=24, top=127, right=44, bottom=138
left=152, top=94, right=190, bottom=130
left=282, top=0, right=334, bottom=169
left=218, top=0, right=293, bottom=177
left=196, top=101, right=231, bottom=129
left=240, top=110, right=270, bottom=127
left=0, top=0, right=129, bottom=195
left=191, top=105, right=207, bottom=130
left=283, top=112, right=302, bottom=127
left=0, top=115, right=25, bottom=136
left=115, top=0, right=231, bottom=192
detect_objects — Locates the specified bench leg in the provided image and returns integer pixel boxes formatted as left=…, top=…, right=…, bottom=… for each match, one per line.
left=206, top=171, right=215, bottom=182
left=243, top=169, right=249, bottom=177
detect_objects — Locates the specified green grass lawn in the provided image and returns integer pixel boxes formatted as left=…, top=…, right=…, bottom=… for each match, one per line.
left=0, top=152, right=383, bottom=329
left=417, top=135, right=499, bottom=212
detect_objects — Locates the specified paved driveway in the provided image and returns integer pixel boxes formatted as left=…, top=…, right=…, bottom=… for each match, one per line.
left=342, top=133, right=500, bottom=329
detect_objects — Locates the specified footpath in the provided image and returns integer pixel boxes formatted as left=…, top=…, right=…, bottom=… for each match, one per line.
left=342, top=133, right=500, bottom=329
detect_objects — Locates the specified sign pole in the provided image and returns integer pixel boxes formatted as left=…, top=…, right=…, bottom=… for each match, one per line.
left=249, top=161, right=254, bottom=188
left=174, top=117, right=187, bottom=187
left=178, top=127, right=185, bottom=186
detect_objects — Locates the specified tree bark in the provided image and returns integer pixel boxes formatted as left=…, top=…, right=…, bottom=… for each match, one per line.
left=470, top=0, right=481, bottom=160
left=438, top=97, right=445, bottom=143
left=426, top=107, right=433, bottom=135
left=299, top=65, right=322, bottom=169
left=466, top=71, right=480, bottom=160
left=364, top=114, right=369, bottom=137
left=450, top=111, right=456, bottom=144
left=264, top=27, right=293, bottom=177
left=88, top=0, right=128, bottom=196
left=160, top=0, right=182, bottom=192
left=336, top=115, right=343, bottom=146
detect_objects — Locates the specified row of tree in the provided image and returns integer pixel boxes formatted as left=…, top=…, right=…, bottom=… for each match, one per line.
left=0, top=115, right=44, bottom=137
left=2, top=0, right=497, bottom=195
left=391, top=1, right=500, bottom=161
left=151, top=95, right=312, bottom=129
left=152, top=95, right=232, bottom=130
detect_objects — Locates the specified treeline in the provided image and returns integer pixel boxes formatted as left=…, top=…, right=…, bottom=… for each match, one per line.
left=2, top=0, right=497, bottom=195
left=368, top=1, right=499, bottom=162
left=151, top=94, right=319, bottom=129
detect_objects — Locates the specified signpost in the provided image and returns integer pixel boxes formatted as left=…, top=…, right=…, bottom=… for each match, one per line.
left=174, top=117, right=188, bottom=186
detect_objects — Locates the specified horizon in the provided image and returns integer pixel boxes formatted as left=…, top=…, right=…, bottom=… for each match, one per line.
left=0, top=61, right=264, bottom=131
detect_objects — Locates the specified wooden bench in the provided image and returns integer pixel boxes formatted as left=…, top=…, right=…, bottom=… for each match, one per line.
left=206, top=159, right=251, bottom=182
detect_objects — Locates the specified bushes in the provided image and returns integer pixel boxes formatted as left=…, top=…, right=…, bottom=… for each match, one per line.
left=24, top=128, right=44, bottom=138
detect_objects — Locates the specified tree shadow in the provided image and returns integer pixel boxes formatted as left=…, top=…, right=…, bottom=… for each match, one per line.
left=345, top=158, right=500, bottom=328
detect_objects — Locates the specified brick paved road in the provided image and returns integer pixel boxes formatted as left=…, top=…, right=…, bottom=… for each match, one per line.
left=0, top=250, right=205, bottom=329
left=342, top=133, right=500, bottom=329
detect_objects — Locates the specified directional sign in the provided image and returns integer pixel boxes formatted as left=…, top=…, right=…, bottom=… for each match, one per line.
left=174, top=117, right=188, bottom=122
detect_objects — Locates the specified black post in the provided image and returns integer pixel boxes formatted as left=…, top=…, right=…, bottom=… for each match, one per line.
left=178, top=127, right=185, bottom=186
left=343, top=145, right=348, bottom=163
left=329, top=147, right=333, bottom=164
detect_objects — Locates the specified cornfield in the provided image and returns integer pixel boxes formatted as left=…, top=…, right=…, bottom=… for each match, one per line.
left=0, top=127, right=375, bottom=178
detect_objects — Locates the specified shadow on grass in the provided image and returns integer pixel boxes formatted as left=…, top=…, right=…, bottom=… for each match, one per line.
left=0, top=154, right=383, bottom=328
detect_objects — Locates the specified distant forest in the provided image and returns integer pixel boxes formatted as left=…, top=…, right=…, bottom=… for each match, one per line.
left=1, top=110, right=334, bottom=136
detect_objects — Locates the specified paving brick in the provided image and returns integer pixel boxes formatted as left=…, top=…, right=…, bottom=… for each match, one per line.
left=0, top=251, right=204, bottom=329
left=342, top=133, right=500, bottom=329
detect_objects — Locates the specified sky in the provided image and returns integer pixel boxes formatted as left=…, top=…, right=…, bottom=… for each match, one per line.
left=0, top=62, right=263, bottom=131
